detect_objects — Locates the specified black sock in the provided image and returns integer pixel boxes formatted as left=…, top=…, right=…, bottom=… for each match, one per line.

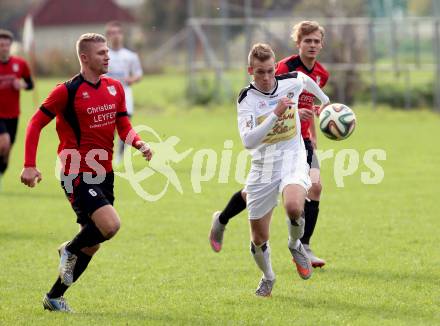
left=0, top=159, right=7, bottom=174
left=47, top=277, right=69, bottom=298
left=218, top=190, right=247, bottom=225
left=47, top=251, right=93, bottom=298
left=301, top=200, right=320, bottom=245
left=66, top=222, right=106, bottom=255
left=73, top=251, right=93, bottom=282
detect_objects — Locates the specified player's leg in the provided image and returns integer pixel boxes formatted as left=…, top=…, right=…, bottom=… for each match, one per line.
left=61, top=172, right=119, bottom=283
left=209, top=189, right=247, bottom=252
left=301, top=145, right=326, bottom=267
left=0, top=119, right=15, bottom=186
left=283, top=184, right=312, bottom=280
left=45, top=236, right=100, bottom=312
left=246, top=180, right=279, bottom=297
left=250, top=209, right=276, bottom=297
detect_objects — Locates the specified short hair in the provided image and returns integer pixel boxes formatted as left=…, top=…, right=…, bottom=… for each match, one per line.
left=105, top=21, right=123, bottom=33
left=76, top=33, right=107, bottom=57
left=0, top=29, right=14, bottom=42
left=248, top=43, right=275, bottom=66
left=291, top=21, right=325, bottom=43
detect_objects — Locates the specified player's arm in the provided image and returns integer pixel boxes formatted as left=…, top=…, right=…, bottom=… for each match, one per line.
left=300, top=72, right=330, bottom=108
left=238, top=98, right=292, bottom=149
left=20, top=85, right=65, bottom=187
left=114, top=82, right=152, bottom=160
left=126, top=53, right=143, bottom=86
left=13, top=60, right=34, bottom=91
left=115, top=112, right=152, bottom=161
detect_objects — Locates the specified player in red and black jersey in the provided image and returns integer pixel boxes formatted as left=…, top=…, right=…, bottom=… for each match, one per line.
left=20, top=33, right=152, bottom=312
left=209, top=21, right=329, bottom=268
left=0, top=29, right=34, bottom=186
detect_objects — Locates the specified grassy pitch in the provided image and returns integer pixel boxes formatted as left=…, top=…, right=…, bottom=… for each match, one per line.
left=0, top=77, right=439, bottom=325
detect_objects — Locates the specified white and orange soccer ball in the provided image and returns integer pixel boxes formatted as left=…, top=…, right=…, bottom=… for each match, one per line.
left=319, top=103, right=356, bottom=140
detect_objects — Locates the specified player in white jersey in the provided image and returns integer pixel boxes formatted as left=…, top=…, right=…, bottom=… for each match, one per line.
left=105, top=21, right=143, bottom=163
left=237, top=43, right=329, bottom=297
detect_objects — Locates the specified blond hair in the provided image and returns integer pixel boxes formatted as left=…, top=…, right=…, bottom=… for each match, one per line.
left=248, top=43, right=275, bottom=66
left=291, top=21, right=325, bottom=43
left=76, top=33, right=107, bottom=58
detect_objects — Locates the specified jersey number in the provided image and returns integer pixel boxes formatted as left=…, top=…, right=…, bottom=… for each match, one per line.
left=88, top=189, right=98, bottom=197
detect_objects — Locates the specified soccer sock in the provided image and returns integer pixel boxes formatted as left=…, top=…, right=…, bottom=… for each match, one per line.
left=66, top=222, right=107, bottom=255
left=47, top=277, right=69, bottom=299
left=251, top=241, right=275, bottom=281
left=0, top=159, right=7, bottom=174
left=47, top=252, right=93, bottom=298
left=73, top=250, right=93, bottom=282
left=301, top=200, right=320, bottom=245
left=287, top=216, right=305, bottom=248
left=218, top=190, right=247, bottom=225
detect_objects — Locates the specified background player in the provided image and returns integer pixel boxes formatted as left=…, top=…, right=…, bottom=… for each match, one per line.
left=105, top=21, right=143, bottom=164
left=20, top=33, right=152, bottom=312
left=0, top=29, right=34, bottom=189
left=210, top=21, right=329, bottom=267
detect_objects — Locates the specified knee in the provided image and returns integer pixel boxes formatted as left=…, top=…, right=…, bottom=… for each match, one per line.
left=102, top=219, right=121, bottom=239
left=251, top=230, right=269, bottom=246
left=309, top=182, right=322, bottom=199
left=285, top=203, right=303, bottom=221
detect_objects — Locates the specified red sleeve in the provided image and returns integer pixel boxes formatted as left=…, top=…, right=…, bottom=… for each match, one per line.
left=23, top=109, right=54, bottom=167
left=23, top=84, right=68, bottom=167
left=116, top=114, right=141, bottom=147
left=21, top=59, right=31, bottom=79
left=116, top=81, right=127, bottom=114
left=41, top=84, right=68, bottom=116
left=275, top=61, right=289, bottom=75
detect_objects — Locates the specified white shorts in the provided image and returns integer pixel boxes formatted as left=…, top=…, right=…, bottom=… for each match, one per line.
left=244, top=157, right=311, bottom=220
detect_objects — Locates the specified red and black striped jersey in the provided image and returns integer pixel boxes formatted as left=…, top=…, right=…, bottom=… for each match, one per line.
left=276, top=55, right=329, bottom=140
left=25, top=74, right=140, bottom=174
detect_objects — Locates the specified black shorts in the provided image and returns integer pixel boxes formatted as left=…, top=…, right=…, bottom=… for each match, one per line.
left=0, top=118, right=18, bottom=144
left=304, top=139, right=320, bottom=170
left=61, top=172, right=115, bottom=225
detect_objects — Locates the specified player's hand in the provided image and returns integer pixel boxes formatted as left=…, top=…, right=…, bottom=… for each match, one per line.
left=135, top=141, right=153, bottom=161
left=274, top=97, right=294, bottom=117
left=20, top=167, right=42, bottom=188
left=298, top=108, right=314, bottom=121
left=313, top=105, right=322, bottom=116
left=12, top=79, right=24, bottom=90
left=0, top=133, right=11, bottom=156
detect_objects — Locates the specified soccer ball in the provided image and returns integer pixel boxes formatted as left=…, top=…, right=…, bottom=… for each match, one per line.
left=319, top=103, right=356, bottom=140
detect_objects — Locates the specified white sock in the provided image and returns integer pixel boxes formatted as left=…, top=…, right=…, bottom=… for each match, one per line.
left=251, top=241, right=275, bottom=281
left=287, top=216, right=305, bottom=248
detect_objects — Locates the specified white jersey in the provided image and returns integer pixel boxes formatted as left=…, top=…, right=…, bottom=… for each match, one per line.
left=237, top=71, right=329, bottom=174
left=107, top=47, right=143, bottom=115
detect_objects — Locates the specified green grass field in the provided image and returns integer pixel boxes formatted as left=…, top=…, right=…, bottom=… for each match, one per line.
left=0, top=76, right=439, bottom=325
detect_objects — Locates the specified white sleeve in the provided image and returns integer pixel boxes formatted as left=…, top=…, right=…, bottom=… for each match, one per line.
left=237, top=99, right=278, bottom=149
left=130, top=52, right=143, bottom=78
left=299, top=71, right=329, bottom=104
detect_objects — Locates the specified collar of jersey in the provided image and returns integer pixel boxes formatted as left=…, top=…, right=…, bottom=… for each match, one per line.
left=250, top=79, right=278, bottom=96
left=297, top=56, right=315, bottom=74
left=1, top=58, right=11, bottom=65
left=79, top=73, right=101, bottom=89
